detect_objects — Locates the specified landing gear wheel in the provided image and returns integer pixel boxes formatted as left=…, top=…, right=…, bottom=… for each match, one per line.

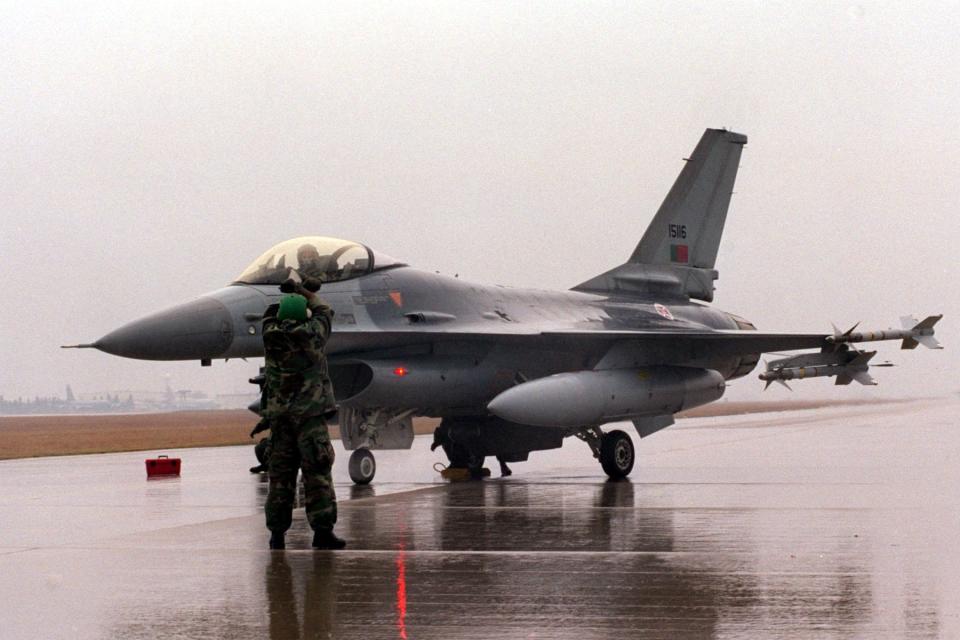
left=348, top=448, right=376, bottom=485
left=599, top=429, right=634, bottom=480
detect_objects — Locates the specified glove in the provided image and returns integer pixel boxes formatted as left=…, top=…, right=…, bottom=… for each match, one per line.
left=302, top=277, right=323, bottom=292
left=280, top=277, right=322, bottom=295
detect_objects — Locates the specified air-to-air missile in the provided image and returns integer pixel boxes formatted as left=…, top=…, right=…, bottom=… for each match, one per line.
left=760, top=349, right=881, bottom=388
left=826, top=315, right=943, bottom=350
left=760, top=315, right=942, bottom=389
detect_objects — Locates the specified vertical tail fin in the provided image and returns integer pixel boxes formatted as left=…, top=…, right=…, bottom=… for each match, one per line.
left=574, top=129, right=747, bottom=302
left=631, top=129, right=747, bottom=269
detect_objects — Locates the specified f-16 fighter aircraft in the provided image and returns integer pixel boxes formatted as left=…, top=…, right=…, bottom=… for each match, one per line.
left=66, top=129, right=943, bottom=484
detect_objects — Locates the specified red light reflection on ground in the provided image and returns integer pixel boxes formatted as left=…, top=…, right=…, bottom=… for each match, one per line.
left=395, top=544, right=408, bottom=639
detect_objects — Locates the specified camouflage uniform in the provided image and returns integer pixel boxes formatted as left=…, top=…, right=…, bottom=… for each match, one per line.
left=262, top=298, right=338, bottom=535
left=254, top=436, right=272, bottom=464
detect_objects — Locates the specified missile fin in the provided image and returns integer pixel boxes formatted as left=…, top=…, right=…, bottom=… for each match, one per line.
left=900, top=315, right=918, bottom=330
left=917, top=335, right=943, bottom=350
left=848, top=350, right=876, bottom=367
left=901, top=313, right=942, bottom=330
left=900, top=314, right=943, bottom=349
left=763, top=378, right=792, bottom=391
left=912, top=314, right=942, bottom=331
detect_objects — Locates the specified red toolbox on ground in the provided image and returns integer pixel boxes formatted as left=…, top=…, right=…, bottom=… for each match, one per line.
left=145, top=455, right=181, bottom=478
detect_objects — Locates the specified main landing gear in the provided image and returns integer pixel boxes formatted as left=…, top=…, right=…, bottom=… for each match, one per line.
left=577, top=427, right=635, bottom=480
left=348, top=448, right=376, bottom=485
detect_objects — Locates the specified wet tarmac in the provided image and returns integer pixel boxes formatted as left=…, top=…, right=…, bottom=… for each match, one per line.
left=2, top=398, right=959, bottom=639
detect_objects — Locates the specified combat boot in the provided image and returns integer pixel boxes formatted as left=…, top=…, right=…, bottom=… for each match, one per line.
left=269, top=531, right=285, bottom=550
left=312, top=529, right=346, bottom=550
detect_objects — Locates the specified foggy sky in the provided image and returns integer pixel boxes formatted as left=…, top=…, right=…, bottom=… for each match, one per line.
left=1, top=1, right=958, bottom=403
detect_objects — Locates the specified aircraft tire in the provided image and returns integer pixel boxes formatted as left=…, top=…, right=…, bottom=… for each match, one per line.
left=599, top=430, right=634, bottom=479
left=348, top=448, right=376, bottom=485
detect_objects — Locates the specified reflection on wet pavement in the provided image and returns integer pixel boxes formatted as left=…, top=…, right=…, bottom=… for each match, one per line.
left=1, top=399, right=958, bottom=638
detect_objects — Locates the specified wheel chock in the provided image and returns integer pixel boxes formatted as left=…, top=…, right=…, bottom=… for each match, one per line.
left=439, top=467, right=491, bottom=481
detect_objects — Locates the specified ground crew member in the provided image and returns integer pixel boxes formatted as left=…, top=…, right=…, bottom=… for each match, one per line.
left=261, top=283, right=345, bottom=550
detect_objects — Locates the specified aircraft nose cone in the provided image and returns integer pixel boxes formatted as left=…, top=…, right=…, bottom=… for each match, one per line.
left=95, top=296, right=234, bottom=360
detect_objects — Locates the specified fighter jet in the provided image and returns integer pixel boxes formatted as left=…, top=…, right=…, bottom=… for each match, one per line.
left=65, top=129, right=943, bottom=484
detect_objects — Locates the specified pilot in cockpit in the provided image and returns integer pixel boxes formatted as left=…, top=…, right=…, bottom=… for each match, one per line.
left=295, top=244, right=334, bottom=281
left=234, top=236, right=400, bottom=288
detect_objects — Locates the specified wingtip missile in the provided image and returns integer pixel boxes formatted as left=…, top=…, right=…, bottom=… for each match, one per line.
left=826, top=314, right=944, bottom=350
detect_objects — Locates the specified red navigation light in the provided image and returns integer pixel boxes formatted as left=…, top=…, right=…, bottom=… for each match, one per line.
left=393, top=367, right=409, bottom=377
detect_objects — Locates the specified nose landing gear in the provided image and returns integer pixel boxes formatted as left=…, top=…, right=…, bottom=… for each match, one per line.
left=338, top=407, right=415, bottom=485
left=577, top=427, right=635, bottom=480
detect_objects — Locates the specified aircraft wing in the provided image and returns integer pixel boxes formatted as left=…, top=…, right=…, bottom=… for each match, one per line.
left=538, top=329, right=829, bottom=356
left=541, top=314, right=942, bottom=358
left=333, top=317, right=941, bottom=359
left=330, top=318, right=940, bottom=392
left=329, top=326, right=829, bottom=359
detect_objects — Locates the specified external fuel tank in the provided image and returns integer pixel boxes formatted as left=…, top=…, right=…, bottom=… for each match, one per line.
left=487, top=367, right=725, bottom=428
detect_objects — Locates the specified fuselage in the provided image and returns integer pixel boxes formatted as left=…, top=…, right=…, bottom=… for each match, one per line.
left=93, top=263, right=759, bottom=417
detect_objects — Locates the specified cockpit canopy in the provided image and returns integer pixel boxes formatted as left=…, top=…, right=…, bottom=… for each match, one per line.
left=233, top=236, right=403, bottom=285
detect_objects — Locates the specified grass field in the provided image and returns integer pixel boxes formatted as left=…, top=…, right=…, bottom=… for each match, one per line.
left=0, top=399, right=896, bottom=460
left=0, top=411, right=442, bottom=460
